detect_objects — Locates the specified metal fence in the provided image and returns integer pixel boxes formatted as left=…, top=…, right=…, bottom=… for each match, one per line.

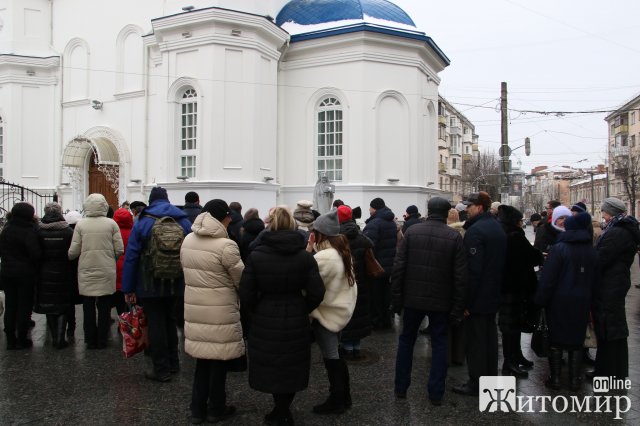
left=0, top=180, right=58, bottom=227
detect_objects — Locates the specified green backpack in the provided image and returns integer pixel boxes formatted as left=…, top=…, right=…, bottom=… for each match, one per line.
left=142, top=214, right=185, bottom=286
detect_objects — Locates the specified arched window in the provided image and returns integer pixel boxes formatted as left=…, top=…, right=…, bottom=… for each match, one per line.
left=0, top=117, right=4, bottom=179
left=316, top=97, right=343, bottom=181
left=179, top=88, right=197, bottom=178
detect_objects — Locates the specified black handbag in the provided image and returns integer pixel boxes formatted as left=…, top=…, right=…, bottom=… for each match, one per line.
left=530, top=309, right=549, bottom=357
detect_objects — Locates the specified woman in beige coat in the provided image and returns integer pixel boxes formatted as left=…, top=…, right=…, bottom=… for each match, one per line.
left=180, top=199, right=245, bottom=425
left=68, top=194, right=123, bottom=349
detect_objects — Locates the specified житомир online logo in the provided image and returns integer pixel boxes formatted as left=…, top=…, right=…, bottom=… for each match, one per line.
left=479, top=376, right=631, bottom=420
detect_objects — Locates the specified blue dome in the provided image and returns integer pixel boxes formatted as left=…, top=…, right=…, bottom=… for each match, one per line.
left=276, top=0, right=416, bottom=28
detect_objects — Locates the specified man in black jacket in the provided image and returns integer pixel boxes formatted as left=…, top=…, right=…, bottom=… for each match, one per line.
left=391, top=197, right=467, bottom=405
left=363, top=197, right=397, bottom=329
left=182, top=191, right=202, bottom=224
left=452, top=192, right=507, bottom=396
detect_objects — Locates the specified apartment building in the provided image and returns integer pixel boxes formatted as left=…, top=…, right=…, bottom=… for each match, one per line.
left=437, top=96, right=479, bottom=201
left=605, top=93, right=640, bottom=214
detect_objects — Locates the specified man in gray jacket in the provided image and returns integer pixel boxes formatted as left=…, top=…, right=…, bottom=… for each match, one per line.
left=391, top=197, right=467, bottom=405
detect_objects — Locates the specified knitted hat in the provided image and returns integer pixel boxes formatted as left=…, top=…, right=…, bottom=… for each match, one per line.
left=601, top=197, right=626, bottom=216
left=551, top=206, right=572, bottom=230
left=185, top=191, right=199, bottom=203
left=565, top=212, right=592, bottom=231
left=11, top=202, right=35, bottom=220
left=530, top=213, right=541, bottom=222
left=337, top=205, right=352, bottom=223
left=427, top=197, right=450, bottom=217
left=370, top=197, right=385, bottom=210
left=44, top=202, right=63, bottom=216
left=64, top=210, right=83, bottom=225
left=314, top=209, right=340, bottom=236
left=406, top=205, right=419, bottom=215
left=491, top=201, right=502, bottom=211
left=352, top=206, right=362, bottom=220
left=455, top=202, right=466, bottom=212
left=570, top=202, right=587, bottom=213
left=498, top=205, right=523, bottom=226
left=203, top=199, right=231, bottom=222
left=149, top=186, right=168, bottom=204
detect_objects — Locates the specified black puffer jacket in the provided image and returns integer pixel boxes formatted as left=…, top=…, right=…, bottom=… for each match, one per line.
left=391, top=217, right=467, bottom=318
left=593, top=216, right=640, bottom=341
left=363, top=206, right=397, bottom=273
left=463, top=212, right=507, bottom=314
left=0, top=210, right=41, bottom=288
left=239, top=230, right=325, bottom=394
left=239, top=217, right=265, bottom=261
left=35, top=214, right=74, bottom=314
left=339, top=221, right=374, bottom=341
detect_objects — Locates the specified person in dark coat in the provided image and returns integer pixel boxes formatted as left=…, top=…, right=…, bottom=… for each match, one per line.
left=391, top=197, right=467, bottom=404
left=227, top=201, right=243, bottom=244
left=535, top=213, right=598, bottom=390
left=0, top=202, right=42, bottom=350
left=182, top=191, right=202, bottom=224
left=533, top=200, right=561, bottom=252
left=592, top=198, right=640, bottom=379
left=497, top=205, right=543, bottom=378
left=337, top=205, right=373, bottom=359
left=401, top=205, right=421, bottom=234
left=36, top=202, right=75, bottom=349
left=452, top=192, right=507, bottom=396
left=363, top=197, right=397, bottom=329
left=239, top=206, right=325, bottom=426
left=63, top=210, right=82, bottom=338
left=239, top=208, right=265, bottom=261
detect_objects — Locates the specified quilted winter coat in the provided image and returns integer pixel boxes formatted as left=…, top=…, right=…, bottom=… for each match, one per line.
left=181, top=212, right=245, bottom=360
left=68, top=194, right=124, bottom=297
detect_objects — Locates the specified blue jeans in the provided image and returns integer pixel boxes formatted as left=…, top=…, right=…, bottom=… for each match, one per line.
left=395, top=308, right=448, bottom=401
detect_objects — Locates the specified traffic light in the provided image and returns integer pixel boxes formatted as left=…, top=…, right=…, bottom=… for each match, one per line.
left=525, top=137, right=531, bottom=156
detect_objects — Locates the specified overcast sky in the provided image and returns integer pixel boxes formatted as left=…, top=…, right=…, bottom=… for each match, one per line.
left=394, top=0, right=640, bottom=173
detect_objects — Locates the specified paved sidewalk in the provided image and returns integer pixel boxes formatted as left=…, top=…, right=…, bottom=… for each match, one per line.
left=0, top=260, right=639, bottom=425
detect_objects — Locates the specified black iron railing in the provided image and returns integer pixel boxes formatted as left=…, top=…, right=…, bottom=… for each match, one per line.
left=0, top=180, right=58, bottom=227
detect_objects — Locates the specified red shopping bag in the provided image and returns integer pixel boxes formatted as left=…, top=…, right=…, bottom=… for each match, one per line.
left=118, top=304, right=149, bottom=358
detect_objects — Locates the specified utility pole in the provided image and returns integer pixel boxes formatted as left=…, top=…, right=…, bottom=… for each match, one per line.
left=499, top=82, right=510, bottom=203
left=590, top=172, right=595, bottom=215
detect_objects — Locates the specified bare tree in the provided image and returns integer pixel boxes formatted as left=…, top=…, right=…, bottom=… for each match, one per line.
left=461, top=149, right=500, bottom=200
left=612, top=149, right=640, bottom=217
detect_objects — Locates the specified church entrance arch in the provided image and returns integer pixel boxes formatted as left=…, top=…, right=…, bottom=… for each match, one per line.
left=62, top=135, right=122, bottom=211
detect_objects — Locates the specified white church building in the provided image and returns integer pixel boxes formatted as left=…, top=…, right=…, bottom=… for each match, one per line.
left=0, top=0, right=449, bottom=216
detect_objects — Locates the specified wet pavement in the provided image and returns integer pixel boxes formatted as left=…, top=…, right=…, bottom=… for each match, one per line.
left=1, top=252, right=639, bottom=424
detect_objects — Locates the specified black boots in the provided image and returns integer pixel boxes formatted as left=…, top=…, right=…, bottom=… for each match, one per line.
left=313, top=358, right=351, bottom=415
left=502, top=333, right=528, bottom=378
left=568, top=350, right=582, bottom=391
left=545, top=347, right=562, bottom=390
left=47, top=314, right=68, bottom=349
left=55, top=315, right=68, bottom=349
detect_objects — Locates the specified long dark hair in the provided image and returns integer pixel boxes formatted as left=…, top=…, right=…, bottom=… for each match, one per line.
left=315, top=231, right=356, bottom=287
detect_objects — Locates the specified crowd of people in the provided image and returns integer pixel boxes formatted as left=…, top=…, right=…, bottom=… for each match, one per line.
left=0, top=187, right=638, bottom=424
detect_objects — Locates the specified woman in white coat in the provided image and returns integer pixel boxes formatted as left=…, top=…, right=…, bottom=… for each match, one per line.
left=306, top=209, right=357, bottom=415
left=68, top=194, right=123, bottom=349
left=180, top=199, right=244, bottom=425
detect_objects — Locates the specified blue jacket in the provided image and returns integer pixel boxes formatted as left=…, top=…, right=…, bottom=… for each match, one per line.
left=363, top=206, right=397, bottom=273
left=122, top=200, right=192, bottom=297
left=463, top=212, right=507, bottom=314
left=535, top=229, right=599, bottom=346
